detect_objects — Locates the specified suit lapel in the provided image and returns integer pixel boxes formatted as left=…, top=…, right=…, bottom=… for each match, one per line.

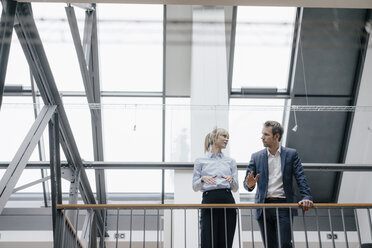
left=281, top=146, right=286, bottom=174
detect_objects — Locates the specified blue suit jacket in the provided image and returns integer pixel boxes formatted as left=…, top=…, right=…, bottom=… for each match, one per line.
left=243, top=146, right=312, bottom=219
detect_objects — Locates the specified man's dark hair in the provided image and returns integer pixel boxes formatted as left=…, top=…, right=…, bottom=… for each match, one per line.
left=264, top=121, right=283, bottom=141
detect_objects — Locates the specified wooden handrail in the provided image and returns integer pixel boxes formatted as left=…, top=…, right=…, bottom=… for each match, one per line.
left=57, top=203, right=372, bottom=209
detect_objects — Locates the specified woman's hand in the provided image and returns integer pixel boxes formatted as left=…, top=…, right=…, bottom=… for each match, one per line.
left=222, top=175, right=233, bottom=184
left=201, top=175, right=217, bottom=184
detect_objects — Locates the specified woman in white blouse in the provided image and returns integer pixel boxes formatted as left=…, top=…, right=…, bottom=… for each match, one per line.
left=192, top=127, right=239, bottom=248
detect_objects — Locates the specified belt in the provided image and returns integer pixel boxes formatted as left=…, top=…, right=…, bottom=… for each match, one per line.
left=203, top=188, right=231, bottom=196
left=265, top=197, right=286, bottom=202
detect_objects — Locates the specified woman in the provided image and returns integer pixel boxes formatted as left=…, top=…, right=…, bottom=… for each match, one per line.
left=192, top=127, right=239, bottom=248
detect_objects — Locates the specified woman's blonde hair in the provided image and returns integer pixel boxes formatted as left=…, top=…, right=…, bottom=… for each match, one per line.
left=204, top=127, right=229, bottom=152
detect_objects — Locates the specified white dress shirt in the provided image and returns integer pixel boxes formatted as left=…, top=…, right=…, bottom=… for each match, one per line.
left=266, top=147, right=285, bottom=198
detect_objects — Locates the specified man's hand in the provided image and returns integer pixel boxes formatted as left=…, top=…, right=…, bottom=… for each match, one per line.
left=202, top=175, right=217, bottom=184
left=298, top=199, right=313, bottom=211
left=246, top=172, right=259, bottom=189
left=222, top=175, right=233, bottom=184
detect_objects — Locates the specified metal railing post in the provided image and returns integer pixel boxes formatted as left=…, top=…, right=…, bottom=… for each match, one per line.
left=224, top=207, right=228, bottom=248
left=115, top=208, right=119, bottom=248
left=289, top=208, right=295, bottom=248
left=328, top=208, right=336, bottom=248
left=184, top=209, right=187, bottom=248
left=368, top=208, right=372, bottom=242
left=75, top=209, right=80, bottom=248
left=211, top=207, right=214, bottom=248
left=157, top=208, right=160, bottom=248
left=237, top=208, right=241, bottom=248
left=341, top=208, right=349, bottom=248
left=354, top=208, right=362, bottom=247
left=143, top=209, right=146, bottom=248
left=130, top=208, right=133, bottom=248
left=276, top=207, right=281, bottom=248
left=302, top=209, right=309, bottom=248
left=263, top=207, right=268, bottom=248
left=251, top=208, right=255, bottom=248
left=315, top=208, right=322, bottom=248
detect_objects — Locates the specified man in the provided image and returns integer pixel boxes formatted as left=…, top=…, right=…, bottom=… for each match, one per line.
left=243, top=121, right=313, bottom=248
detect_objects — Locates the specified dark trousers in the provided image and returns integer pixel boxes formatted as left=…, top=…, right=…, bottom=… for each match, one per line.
left=200, top=188, right=236, bottom=248
left=257, top=199, right=293, bottom=248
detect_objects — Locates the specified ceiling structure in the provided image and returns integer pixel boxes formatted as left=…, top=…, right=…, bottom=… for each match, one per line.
left=15, top=0, right=372, bottom=9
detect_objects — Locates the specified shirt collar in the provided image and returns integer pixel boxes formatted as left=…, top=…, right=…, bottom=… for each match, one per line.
left=267, top=146, right=281, bottom=156
left=207, top=152, right=224, bottom=158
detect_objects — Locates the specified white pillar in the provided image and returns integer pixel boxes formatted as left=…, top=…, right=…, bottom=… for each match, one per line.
left=338, top=34, right=372, bottom=243
left=172, top=6, right=241, bottom=248
left=190, top=6, right=229, bottom=160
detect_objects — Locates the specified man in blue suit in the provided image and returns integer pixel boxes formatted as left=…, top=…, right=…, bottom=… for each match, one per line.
left=243, top=121, right=313, bottom=248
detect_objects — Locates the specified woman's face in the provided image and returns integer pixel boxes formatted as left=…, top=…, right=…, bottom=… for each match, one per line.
left=214, top=132, right=229, bottom=150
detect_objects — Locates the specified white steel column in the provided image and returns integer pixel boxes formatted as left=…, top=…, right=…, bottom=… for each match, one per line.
left=190, top=6, right=229, bottom=159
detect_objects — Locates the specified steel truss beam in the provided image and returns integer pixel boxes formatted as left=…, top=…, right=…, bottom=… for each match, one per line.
left=227, top=6, right=237, bottom=99
left=0, top=105, right=56, bottom=214
left=49, top=112, right=63, bottom=247
left=90, top=9, right=113, bottom=246
left=65, top=5, right=107, bottom=204
left=13, top=2, right=104, bottom=236
left=66, top=7, right=106, bottom=246
left=12, top=175, right=51, bottom=193
left=66, top=5, right=107, bottom=202
left=0, top=0, right=17, bottom=108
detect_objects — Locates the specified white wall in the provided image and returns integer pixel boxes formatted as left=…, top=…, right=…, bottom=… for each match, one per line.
left=338, top=34, right=372, bottom=244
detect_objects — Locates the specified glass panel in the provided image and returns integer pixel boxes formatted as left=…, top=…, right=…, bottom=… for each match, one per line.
left=102, top=97, right=162, bottom=162
left=61, top=97, right=94, bottom=161
left=14, top=170, right=43, bottom=192
left=6, top=36, right=31, bottom=88
left=232, top=7, right=296, bottom=91
left=229, top=98, right=285, bottom=162
left=97, top=4, right=163, bottom=92
left=32, top=3, right=86, bottom=92
left=85, top=169, right=97, bottom=194
left=106, top=169, right=162, bottom=194
left=165, top=98, right=191, bottom=162
left=164, top=98, right=191, bottom=197
left=0, top=97, right=41, bottom=161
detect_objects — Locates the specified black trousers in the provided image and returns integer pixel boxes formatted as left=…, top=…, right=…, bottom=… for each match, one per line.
left=257, top=198, right=293, bottom=248
left=200, top=188, right=236, bottom=248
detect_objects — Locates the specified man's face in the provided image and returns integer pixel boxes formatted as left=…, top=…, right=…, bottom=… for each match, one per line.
left=261, top=126, right=279, bottom=148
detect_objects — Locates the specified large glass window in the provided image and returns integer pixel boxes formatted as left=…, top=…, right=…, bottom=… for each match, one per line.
left=165, top=98, right=191, bottom=162
left=102, top=97, right=162, bottom=162
left=232, top=7, right=296, bottom=92
left=0, top=97, right=41, bottom=161
left=32, top=3, right=86, bottom=92
left=106, top=169, right=162, bottom=195
left=98, top=4, right=163, bottom=92
left=5, top=37, right=31, bottom=88
left=229, top=98, right=286, bottom=162
left=61, top=97, right=94, bottom=161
